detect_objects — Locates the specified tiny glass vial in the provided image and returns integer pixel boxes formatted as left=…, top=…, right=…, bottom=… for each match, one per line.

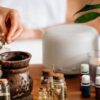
left=47, top=71, right=54, bottom=100
left=38, top=87, right=44, bottom=100
left=53, top=73, right=67, bottom=100
left=96, top=66, right=100, bottom=76
left=0, top=79, right=11, bottom=100
left=80, top=64, right=89, bottom=89
left=41, top=69, right=54, bottom=100
left=38, top=87, right=48, bottom=100
left=81, top=75, right=91, bottom=97
left=41, top=69, right=52, bottom=85
left=95, top=76, right=100, bottom=100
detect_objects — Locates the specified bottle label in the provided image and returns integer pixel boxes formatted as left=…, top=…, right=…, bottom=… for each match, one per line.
left=95, top=84, right=100, bottom=88
left=82, top=72, right=89, bottom=75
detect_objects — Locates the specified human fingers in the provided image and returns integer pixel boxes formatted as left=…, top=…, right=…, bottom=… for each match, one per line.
left=6, top=10, right=19, bottom=42
left=0, top=15, right=7, bottom=35
left=7, top=26, right=23, bottom=43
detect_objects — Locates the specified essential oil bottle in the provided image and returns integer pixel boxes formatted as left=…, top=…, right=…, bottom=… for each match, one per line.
left=81, top=75, right=91, bottom=97
left=95, top=76, right=100, bottom=100
left=40, top=68, right=54, bottom=100
left=0, top=79, right=11, bottom=100
left=80, top=64, right=89, bottom=83
left=53, top=73, right=67, bottom=100
left=80, top=64, right=89, bottom=90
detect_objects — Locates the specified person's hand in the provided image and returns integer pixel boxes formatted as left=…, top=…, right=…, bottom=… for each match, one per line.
left=0, top=7, right=23, bottom=43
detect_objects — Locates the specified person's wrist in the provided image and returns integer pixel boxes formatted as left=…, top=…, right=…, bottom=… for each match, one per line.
left=34, top=29, right=44, bottom=39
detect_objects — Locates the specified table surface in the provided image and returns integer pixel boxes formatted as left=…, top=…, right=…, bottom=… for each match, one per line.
left=29, top=64, right=96, bottom=100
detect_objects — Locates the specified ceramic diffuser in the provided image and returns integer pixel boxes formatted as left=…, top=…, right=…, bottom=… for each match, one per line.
left=43, top=24, right=98, bottom=75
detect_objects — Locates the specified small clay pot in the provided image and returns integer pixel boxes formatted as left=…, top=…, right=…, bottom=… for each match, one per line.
left=0, top=51, right=33, bottom=99
left=0, top=51, right=31, bottom=69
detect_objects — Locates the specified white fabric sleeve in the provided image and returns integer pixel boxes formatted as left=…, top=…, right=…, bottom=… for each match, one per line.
left=0, top=0, right=67, bottom=28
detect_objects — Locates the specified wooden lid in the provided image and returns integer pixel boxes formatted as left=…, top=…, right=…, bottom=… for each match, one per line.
left=53, top=73, right=64, bottom=80
left=42, top=68, right=53, bottom=77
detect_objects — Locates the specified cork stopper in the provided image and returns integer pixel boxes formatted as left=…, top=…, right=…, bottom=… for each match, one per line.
left=95, top=76, right=100, bottom=86
left=81, top=75, right=90, bottom=84
left=42, top=68, right=53, bottom=77
left=80, top=64, right=89, bottom=74
left=0, top=79, right=8, bottom=86
left=96, top=66, right=100, bottom=76
left=53, top=73, right=64, bottom=80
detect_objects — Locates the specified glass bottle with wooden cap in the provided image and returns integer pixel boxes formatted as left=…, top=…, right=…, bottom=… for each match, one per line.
left=39, top=68, right=54, bottom=100
left=0, top=79, right=11, bottom=100
left=53, top=73, right=67, bottom=100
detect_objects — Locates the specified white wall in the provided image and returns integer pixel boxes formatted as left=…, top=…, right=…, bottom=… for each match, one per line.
left=6, top=40, right=43, bottom=64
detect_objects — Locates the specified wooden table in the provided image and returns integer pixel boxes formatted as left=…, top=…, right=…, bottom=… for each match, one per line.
left=29, top=64, right=96, bottom=100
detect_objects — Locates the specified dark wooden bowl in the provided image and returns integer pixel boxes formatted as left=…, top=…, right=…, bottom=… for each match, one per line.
left=0, top=51, right=31, bottom=69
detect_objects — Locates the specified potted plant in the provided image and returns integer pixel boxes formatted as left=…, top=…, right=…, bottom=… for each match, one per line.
left=75, top=4, right=100, bottom=23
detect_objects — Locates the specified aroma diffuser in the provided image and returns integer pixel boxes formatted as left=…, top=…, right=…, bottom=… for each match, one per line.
left=43, top=24, right=98, bottom=74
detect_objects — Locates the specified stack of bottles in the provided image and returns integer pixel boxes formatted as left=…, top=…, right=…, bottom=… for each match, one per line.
left=80, top=64, right=91, bottom=97
left=95, top=66, right=100, bottom=100
left=80, top=64, right=100, bottom=99
left=39, top=68, right=67, bottom=100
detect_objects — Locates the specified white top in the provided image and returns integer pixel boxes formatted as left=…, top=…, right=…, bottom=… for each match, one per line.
left=81, top=75, right=90, bottom=84
left=80, top=64, right=89, bottom=74
left=95, top=76, right=100, bottom=86
left=0, top=0, right=67, bottom=28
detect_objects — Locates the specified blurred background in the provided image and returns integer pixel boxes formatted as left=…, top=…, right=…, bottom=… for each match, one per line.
left=1, top=0, right=100, bottom=64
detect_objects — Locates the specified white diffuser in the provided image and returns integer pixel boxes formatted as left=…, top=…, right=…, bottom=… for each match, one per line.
left=43, top=24, right=98, bottom=74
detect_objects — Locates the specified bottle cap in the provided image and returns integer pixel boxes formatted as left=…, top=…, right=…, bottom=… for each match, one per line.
left=42, top=68, right=53, bottom=77
left=81, top=75, right=90, bottom=84
left=95, top=76, right=100, bottom=86
left=53, top=73, right=64, bottom=80
left=96, top=66, right=100, bottom=76
left=80, top=64, right=89, bottom=74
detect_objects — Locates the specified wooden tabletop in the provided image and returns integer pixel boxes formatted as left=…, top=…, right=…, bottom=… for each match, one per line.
left=29, top=64, right=96, bottom=100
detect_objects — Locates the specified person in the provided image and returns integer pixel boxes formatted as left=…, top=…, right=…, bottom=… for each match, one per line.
left=0, top=0, right=66, bottom=43
left=0, top=0, right=99, bottom=44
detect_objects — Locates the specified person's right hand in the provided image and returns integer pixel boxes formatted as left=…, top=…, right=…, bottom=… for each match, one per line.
left=0, top=7, right=23, bottom=43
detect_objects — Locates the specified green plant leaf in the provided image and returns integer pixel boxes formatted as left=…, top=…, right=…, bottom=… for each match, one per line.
left=75, top=4, right=100, bottom=14
left=75, top=12, right=100, bottom=23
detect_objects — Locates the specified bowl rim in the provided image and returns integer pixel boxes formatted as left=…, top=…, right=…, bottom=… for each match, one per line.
left=0, top=51, right=32, bottom=63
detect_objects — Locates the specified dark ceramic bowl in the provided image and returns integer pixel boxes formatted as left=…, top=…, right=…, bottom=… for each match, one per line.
left=0, top=51, right=32, bottom=69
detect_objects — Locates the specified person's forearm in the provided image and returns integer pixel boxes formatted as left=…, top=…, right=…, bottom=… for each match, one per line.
left=17, top=26, right=44, bottom=40
left=85, top=18, right=100, bottom=33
